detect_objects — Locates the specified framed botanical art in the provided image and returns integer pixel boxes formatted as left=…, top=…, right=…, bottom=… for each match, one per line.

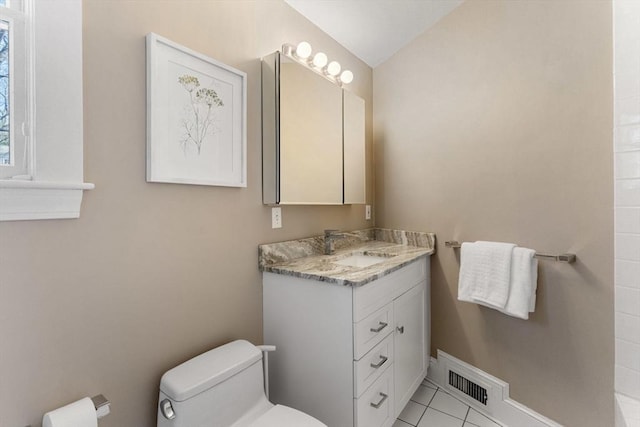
left=146, top=33, right=247, bottom=187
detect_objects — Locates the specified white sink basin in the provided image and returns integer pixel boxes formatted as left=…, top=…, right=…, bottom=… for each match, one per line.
left=333, top=254, right=389, bottom=268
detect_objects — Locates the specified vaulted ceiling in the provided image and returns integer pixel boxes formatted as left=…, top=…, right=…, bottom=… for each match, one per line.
left=284, top=0, right=464, bottom=68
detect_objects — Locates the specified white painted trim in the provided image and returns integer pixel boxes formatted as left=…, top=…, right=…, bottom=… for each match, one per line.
left=0, top=183, right=92, bottom=220
left=427, top=351, right=564, bottom=427
left=25, top=0, right=36, bottom=178
left=0, top=179, right=94, bottom=190
left=615, top=393, right=640, bottom=427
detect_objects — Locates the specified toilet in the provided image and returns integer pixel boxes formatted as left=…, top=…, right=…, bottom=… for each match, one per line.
left=157, top=340, right=326, bottom=427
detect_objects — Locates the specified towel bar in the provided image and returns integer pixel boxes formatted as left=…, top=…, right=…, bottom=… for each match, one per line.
left=444, top=241, right=576, bottom=263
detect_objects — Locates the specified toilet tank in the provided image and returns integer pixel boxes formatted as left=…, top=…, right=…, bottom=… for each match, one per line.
left=157, top=340, right=271, bottom=427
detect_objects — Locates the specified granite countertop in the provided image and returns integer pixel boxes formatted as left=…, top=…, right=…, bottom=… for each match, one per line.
left=258, top=228, right=436, bottom=286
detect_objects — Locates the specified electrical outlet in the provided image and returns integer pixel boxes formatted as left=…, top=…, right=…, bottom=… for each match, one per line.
left=271, top=207, right=282, bottom=229
left=365, top=205, right=372, bottom=220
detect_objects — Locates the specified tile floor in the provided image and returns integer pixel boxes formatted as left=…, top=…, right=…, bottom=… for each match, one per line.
left=393, top=379, right=504, bottom=427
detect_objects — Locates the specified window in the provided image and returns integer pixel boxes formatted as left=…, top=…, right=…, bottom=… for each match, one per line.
left=0, top=19, right=10, bottom=165
left=0, top=0, right=92, bottom=221
left=0, top=0, right=29, bottom=179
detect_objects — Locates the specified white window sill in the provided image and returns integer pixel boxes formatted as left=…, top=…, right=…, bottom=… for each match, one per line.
left=0, top=179, right=94, bottom=221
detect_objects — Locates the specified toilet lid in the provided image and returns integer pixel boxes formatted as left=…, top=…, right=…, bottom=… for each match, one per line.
left=249, top=404, right=326, bottom=427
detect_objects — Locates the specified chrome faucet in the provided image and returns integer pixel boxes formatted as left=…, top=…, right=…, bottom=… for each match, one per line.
left=324, top=229, right=345, bottom=255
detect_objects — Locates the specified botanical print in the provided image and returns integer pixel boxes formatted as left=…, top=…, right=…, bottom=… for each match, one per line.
left=178, top=74, right=224, bottom=156
left=147, top=33, right=246, bottom=186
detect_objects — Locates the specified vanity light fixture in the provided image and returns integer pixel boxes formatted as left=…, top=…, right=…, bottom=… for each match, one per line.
left=339, top=70, right=354, bottom=85
left=325, top=61, right=341, bottom=76
left=312, top=52, right=328, bottom=68
left=282, top=41, right=354, bottom=87
left=294, top=41, right=312, bottom=59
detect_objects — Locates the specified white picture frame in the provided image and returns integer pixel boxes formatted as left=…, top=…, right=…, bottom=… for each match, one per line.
left=146, top=33, right=247, bottom=187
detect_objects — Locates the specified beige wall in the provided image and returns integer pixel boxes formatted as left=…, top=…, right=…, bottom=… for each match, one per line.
left=0, top=2, right=372, bottom=426
left=374, top=1, right=613, bottom=426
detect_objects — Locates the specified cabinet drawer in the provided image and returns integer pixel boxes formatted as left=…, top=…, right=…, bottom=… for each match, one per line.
left=354, top=302, right=393, bottom=360
left=354, top=364, right=394, bottom=427
left=354, top=333, right=394, bottom=397
left=353, top=258, right=426, bottom=322
left=392, top=258, right=427, bottom=300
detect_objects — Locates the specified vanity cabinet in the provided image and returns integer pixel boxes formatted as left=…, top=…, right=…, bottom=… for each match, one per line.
left=261, top=51, right=365, bottom=205
left=263, top=257, right=430, bottom=427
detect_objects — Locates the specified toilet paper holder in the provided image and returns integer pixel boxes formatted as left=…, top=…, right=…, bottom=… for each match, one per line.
left=91, top=394, right=110, bottom=419
left=40, top=394, right=111, bottom=427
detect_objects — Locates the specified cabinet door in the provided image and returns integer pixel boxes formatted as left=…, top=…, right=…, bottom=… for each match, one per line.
left=393, top=282, right=427, bottom=414
left=279, top=58, right=343, bottom=204
left=343, top=90, right=365, bottom=204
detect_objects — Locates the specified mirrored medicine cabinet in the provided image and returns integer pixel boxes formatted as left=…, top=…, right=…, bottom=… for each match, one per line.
left=262, top=51, right=365, bottom=205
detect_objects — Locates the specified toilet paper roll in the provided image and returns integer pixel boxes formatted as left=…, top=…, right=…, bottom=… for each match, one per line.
left=43, top=397, right=97, bottom=427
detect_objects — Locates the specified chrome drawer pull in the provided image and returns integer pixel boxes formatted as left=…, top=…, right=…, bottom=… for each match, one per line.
left=370, top=355, right=388, bottom=369
left=370, top=322, right=388, bottom=333
left=370, top=392, right=388, bottom=409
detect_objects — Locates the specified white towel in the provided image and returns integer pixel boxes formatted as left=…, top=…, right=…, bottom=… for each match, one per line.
left=499, top=247, right=538, bottom=319
left=458, top=241, right=516, bottom=309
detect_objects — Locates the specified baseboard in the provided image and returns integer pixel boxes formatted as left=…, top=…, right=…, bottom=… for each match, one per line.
left=427, top=350, right=563, bottom=427
left=615, top=393, right=640, bottom=427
